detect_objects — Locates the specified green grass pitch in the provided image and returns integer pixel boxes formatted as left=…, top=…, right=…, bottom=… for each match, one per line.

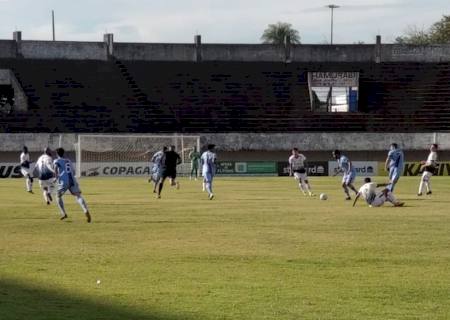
left=1, top=176, right=450, bottom=320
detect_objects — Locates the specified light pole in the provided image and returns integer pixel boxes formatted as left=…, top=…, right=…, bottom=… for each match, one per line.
left=326, top=4, right=340, bottom=45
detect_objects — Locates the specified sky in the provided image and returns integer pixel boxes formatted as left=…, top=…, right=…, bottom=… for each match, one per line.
left=0, top=0, right=448, bottom=44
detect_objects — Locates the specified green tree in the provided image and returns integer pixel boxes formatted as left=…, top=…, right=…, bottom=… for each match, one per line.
left=429, top=15, right=450, bottom=43
left=261, top=22, right=301, bottom=45
left=395, top=26, right=431, bottom=45
left=395, top=15, right=450, bottom=44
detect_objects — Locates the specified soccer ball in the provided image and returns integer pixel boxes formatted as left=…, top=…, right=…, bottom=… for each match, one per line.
left=320, top=193, right=328, bottom=200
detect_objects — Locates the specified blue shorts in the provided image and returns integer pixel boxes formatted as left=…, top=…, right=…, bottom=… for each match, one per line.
left=342, top=171, right=356, bottom=185
left=57, top=181, right=81, bottom=196
left=203, top=172, right=214, bottom=184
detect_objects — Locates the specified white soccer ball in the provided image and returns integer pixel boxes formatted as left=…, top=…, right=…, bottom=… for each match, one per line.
left=96, top=280, right=101, bottom=285
left=320, top=193, right=328, bottom=201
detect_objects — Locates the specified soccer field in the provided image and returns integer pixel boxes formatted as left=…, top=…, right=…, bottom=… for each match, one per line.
left=1, top=176, right=450, bottom=320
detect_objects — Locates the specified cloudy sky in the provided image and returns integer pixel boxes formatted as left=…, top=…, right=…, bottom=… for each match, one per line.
left=0, top=0, right=448, bottom=44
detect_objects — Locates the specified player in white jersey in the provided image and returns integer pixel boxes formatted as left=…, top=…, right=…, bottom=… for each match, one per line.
left=201, top=144, right=217, bottom=200
left=288, top=148, right=314, bottom=196
left=19, top=146, right=33, bottom=193
left=149, top=146, right=167, bottom=193
left=36, top=147, right=55, bottom=205
left=418, top=144, right=438, bottom=196
left=353, top=177, right=405, bottom=207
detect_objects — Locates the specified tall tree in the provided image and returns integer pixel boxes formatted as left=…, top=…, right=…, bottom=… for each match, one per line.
left=429, top=15, right=450, bottom=43
left=261, top=22, right=301, bottom=45
left=395, top=15, right=450, bottom=44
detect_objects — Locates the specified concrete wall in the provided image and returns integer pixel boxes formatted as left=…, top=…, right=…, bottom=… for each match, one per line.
left=2, top=36, right=450, bottom=62
left=0, top=40, right=16, bottom=58
left=114, top=43, right=196, bottom=61
left=18, top=41, right=107, bottom=60
left=291, top=45, right=376, bottom=62
left=0, top=132, right=445, bottom=154
left=202, top=44, right=285, bottom=62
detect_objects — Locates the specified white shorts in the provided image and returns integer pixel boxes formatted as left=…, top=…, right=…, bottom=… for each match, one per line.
left=422, top=171, right=432, bottom=182
left=21, top=167, right=32, bottom=177
left=294, top=172, right=308, bottom=182
left=370, top=193, right=386, bottom=207
left=39, top=179, right=55, bottom=193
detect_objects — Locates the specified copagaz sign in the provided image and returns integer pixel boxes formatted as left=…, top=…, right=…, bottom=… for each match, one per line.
left=328, top=161, right=378, bottom=177
left=278, top=162, right=328, bottom=176
left=0, top=163, right=23, bottom=178
left=81, top=162, right=152, bottom=177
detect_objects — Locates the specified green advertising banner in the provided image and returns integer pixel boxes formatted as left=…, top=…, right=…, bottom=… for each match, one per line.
left=216, top=162, right=277, bottom=175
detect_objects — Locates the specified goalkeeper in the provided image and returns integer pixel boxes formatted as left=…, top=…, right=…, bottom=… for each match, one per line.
left=189, top=147, right=201, bottom=180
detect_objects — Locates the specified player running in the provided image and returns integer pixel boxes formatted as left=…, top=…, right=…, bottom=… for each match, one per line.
left=149, top=146, right=167, bottom=193
left=189, top=147, right=201, bottom=180
left=385, top=143, right=404, bottom=192
left=332, top=150, right=358, bottom=200
left=36, top=147, right=55, bottom=205
left=156, top=145, right=181, bottom=198
left=53, top=148, right=91, bottom=222
left=20, top=146, right=34, bottom=193
left=201, top=144, right=217, bottom=200
left=288, top=148, right=314, bottom=196
left=353, top=177, right=405, bottom=207
left=418, top=144, right=438, bottom=196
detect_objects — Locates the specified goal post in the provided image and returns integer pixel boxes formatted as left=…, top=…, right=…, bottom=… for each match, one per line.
left=75, top=134, right=201, bottom=178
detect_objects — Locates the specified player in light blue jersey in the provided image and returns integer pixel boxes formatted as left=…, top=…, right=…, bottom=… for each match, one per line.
left=385, top=143, right=404, bottom=192
left=149, top=146, right=167, bottom=193
left=332, top=150, right=358, bottom=200
left=201, top=144, right=217, bottom=200
left=53, top=148, right=91, bottom=222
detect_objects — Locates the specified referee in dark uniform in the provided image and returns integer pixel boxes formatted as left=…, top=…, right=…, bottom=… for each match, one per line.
left=157, top=145, right=182, bottom=198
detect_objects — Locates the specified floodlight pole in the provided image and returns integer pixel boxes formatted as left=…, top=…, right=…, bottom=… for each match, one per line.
left=52, top=10, right=55, bottom=41
left=326, top=4, right=340, bottom=45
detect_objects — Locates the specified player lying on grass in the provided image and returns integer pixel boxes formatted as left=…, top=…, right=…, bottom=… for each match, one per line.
left=418, top=144, right=438, bottom=196
left=353, top=177, right=404, bottom=207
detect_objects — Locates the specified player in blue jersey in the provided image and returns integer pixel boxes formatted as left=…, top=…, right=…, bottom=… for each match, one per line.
left=385, top=143, right=404, bottom=192
left=201, top=144, right=217, bottom=200
left=332, top=150, right=358, bottom=200
left=53, top=148, right=91, bottom=222
left=149, top=146, right=167, bottom=193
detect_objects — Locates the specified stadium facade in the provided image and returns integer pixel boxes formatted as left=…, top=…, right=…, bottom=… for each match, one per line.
left=1, top=32, right=450, bottom=175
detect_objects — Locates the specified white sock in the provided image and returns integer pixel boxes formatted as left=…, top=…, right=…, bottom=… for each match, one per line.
left=206, top=183, right=212, bottom=195
left=57, top=197, right=66, bottom=217
left=418, top=180, right=425, bottom=194
left=26, top=178, right=32, bottom=191
left=43, top=191, right=49, bottom=203
left=202, top=182, right=206, bottom=191
left=426, top=181, right=431, bottom=192
left=76, top=196, right=89, bottom=213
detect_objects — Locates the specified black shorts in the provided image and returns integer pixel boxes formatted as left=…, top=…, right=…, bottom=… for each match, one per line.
left=161, top=168, right=177, bottom=179
left=294, top=168, right=306, bottom=174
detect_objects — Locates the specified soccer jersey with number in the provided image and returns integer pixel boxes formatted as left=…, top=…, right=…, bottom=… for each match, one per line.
left=36, top=154, right=54, bottom=180
left=201, top=151, right=216, bottom=174
left=54, top=158, right=76, bottom=187
left=289, top=154, right=306, bottom=171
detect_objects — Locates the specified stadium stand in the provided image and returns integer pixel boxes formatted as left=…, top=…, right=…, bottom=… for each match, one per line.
left=1, top=56, right=450, bottom=133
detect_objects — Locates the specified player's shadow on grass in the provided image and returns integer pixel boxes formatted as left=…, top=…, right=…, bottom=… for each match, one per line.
left=0, top=278, right=193, bottom=320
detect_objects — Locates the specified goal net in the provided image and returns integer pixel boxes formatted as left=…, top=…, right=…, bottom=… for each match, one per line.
left=75, top=134, right=200, bottom=178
